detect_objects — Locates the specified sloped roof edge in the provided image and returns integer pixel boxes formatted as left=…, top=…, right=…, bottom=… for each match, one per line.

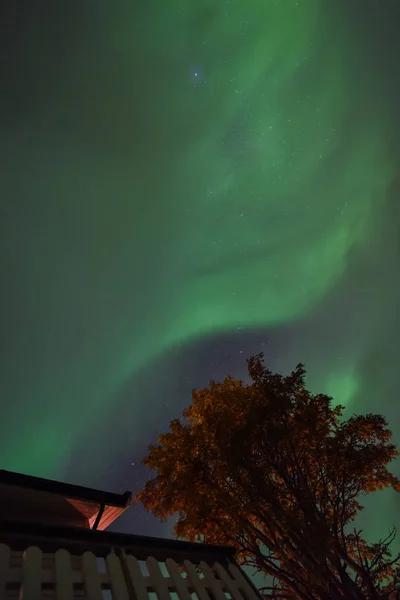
left=0, top=469, right=132, bottom=530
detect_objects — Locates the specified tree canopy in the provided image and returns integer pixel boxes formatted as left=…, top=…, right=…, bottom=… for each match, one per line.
left=135, top=354, right=400, bottom=599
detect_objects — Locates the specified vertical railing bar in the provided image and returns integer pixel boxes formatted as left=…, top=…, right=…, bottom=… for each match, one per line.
left=115, top=548, right=139, bottom=600
left=228, top=558, right=262, bottom=600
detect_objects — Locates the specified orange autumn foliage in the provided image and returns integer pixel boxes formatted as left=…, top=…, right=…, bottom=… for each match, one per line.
left=135, top=354, right=400, bottom=600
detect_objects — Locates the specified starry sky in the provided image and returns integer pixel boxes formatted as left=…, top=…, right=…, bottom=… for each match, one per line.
left=0, top=0, right=399, bottom=554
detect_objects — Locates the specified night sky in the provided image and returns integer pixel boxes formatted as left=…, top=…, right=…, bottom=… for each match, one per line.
left=1, top=0, right=400, bottom=554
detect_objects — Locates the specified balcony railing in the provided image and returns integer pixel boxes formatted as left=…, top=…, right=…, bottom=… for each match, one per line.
left=0, top=520, right=261, bottom=600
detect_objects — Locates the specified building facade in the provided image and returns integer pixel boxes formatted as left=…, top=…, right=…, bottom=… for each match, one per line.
left=0, top=469, right=261, bottom=600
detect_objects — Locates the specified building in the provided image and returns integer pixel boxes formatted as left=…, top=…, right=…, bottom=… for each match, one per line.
left=0, top=469, right=261, bottom=600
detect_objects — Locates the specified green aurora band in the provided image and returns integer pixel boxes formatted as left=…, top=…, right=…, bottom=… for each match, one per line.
left=0, top=0, right=398, bottom=524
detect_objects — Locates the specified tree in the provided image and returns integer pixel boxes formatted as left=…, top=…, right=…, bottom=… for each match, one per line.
left=135, top=354, right=400, bottom=599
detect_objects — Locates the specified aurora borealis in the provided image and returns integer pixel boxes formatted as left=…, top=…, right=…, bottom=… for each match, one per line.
left=0, top=0, right=399, bottom=542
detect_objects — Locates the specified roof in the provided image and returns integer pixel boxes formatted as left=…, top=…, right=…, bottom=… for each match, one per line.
left=0, top=517, right=237, bottom=563
left=0, top=469, right=132, bottom=531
